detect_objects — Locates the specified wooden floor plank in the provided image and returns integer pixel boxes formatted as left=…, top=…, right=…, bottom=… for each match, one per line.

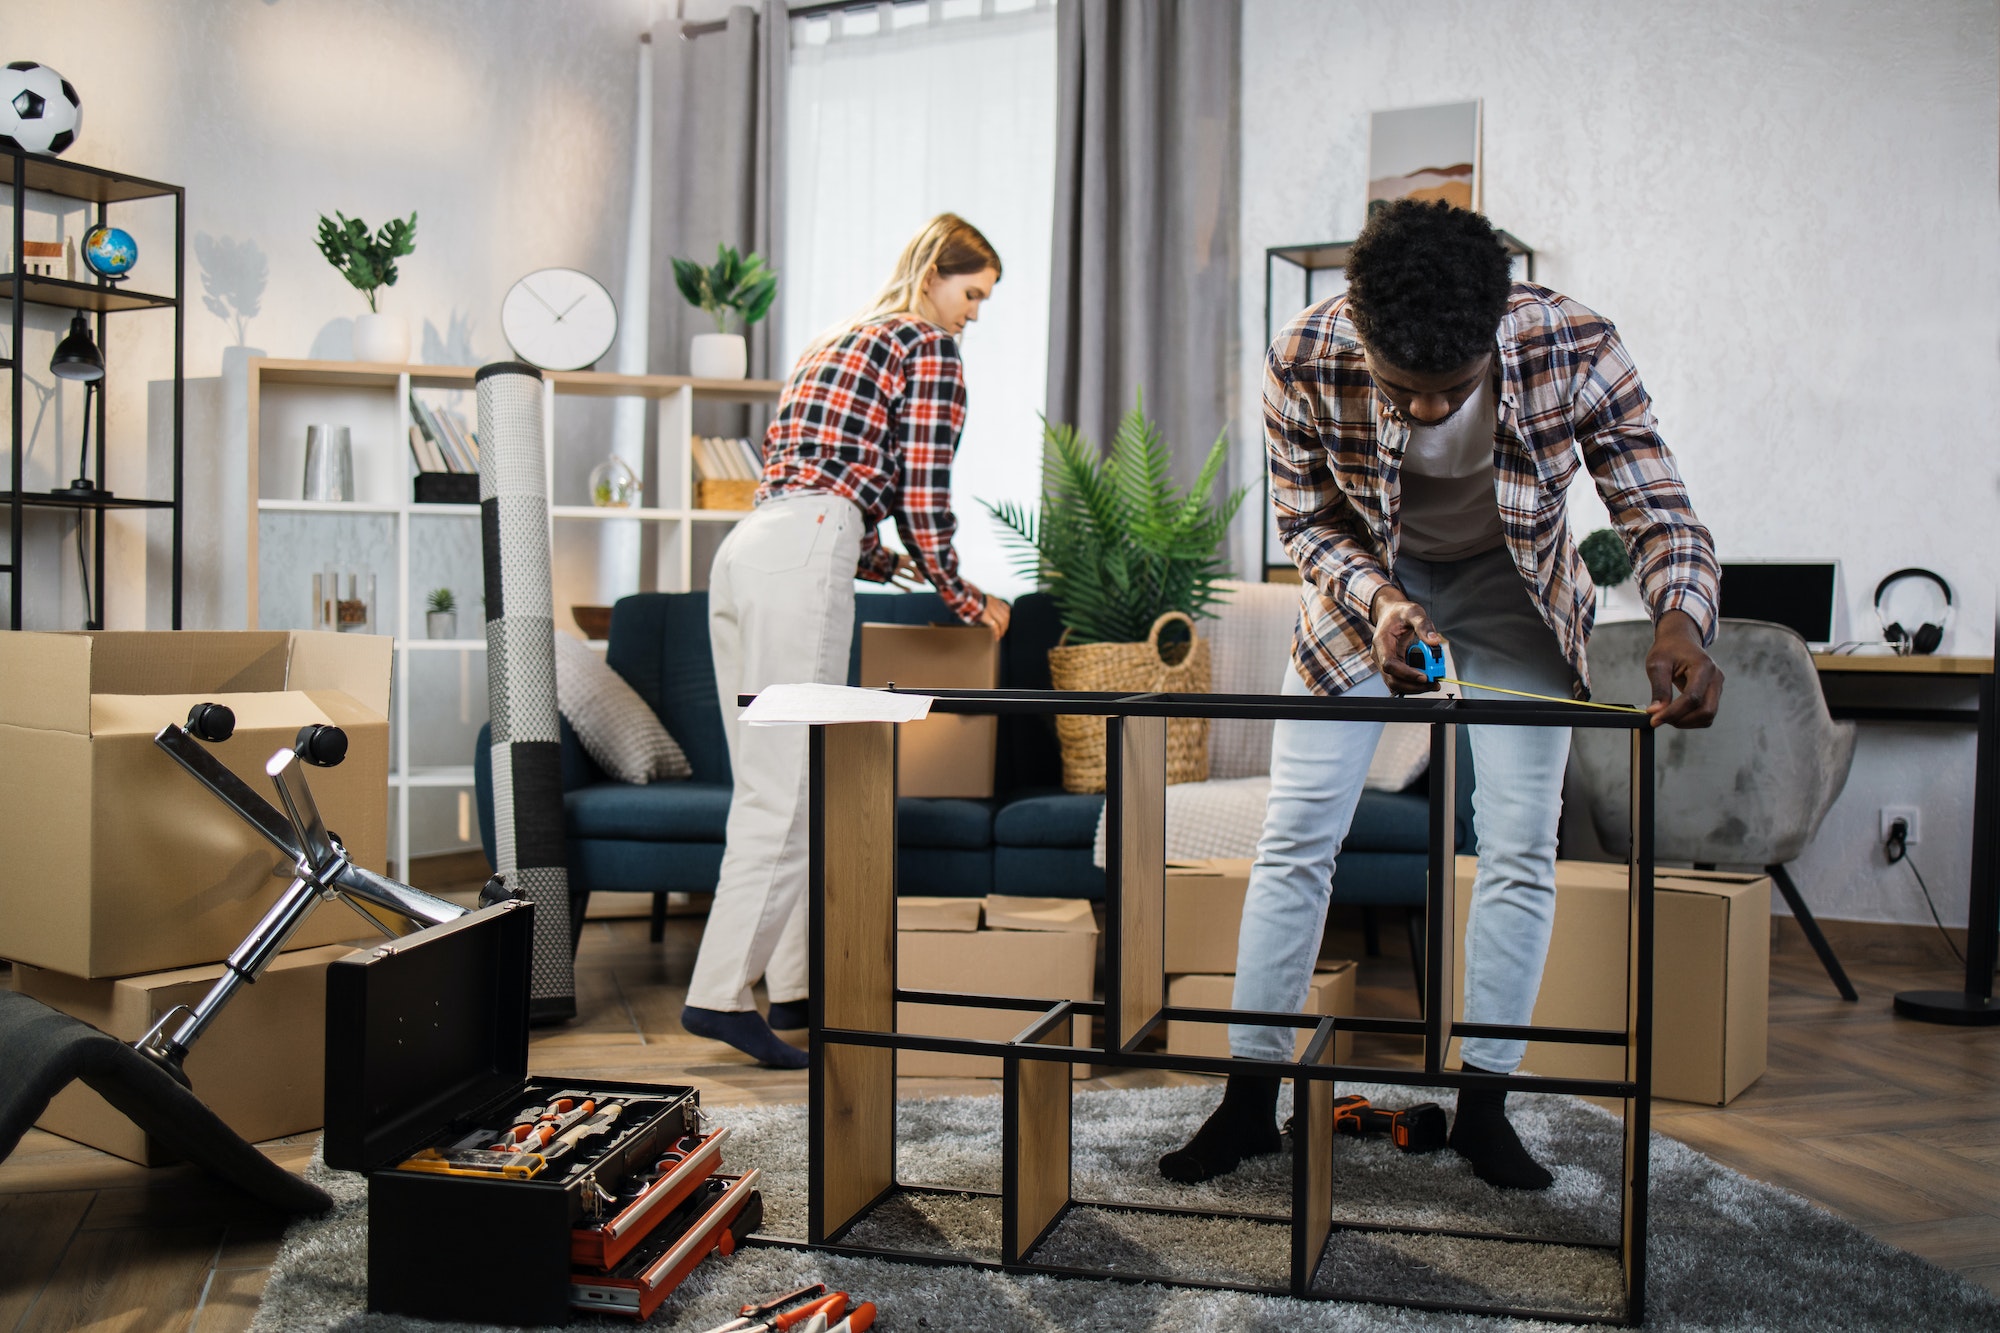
left=188, top=1267, right=268, bottom=1333
left=15, top=1224, right=219, bottom=1333
left=0, top=1192, right=94, bottom=1332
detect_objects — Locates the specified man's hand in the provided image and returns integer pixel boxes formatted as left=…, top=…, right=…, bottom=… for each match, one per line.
left=1644, top=609, right=1723, bottom=729
left=887, top=552, right=928, bottom=591
left=1371, top=587, right=1444, bottom=695
left=978, top=594, right=1012, bottom=640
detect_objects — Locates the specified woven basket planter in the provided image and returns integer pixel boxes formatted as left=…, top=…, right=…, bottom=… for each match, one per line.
left=696, top=478, right=758, bottom=511
left=1047, top=610, right=1211, bottom=794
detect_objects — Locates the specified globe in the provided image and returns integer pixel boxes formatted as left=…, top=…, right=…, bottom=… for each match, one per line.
left=81, top=224, right=136, bottom=280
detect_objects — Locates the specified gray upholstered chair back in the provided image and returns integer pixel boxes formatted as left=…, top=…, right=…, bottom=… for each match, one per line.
left=1568, top=618, right=1856, bottom=865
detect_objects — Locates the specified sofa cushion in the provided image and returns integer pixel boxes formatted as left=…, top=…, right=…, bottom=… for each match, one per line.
left=994, top=790, right=1104, bottom=849
left=566, top=781, right=732, bottom=842
left=606, top=594, right=733, bottom=785
left=554, top=632, right=690, bottom=783
left=994, top=845, right=1105, bottom=900
left=571, top=839, right=724, bottom=896
left=1341, top=788, right=1472, bottom=853
left=899, top=847, right=993, bottom=897
left=897, top=797, right=993, bottom=850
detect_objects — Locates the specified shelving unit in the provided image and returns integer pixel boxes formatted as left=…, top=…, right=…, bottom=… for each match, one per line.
left=245, top=358, right=781, bottom=873
left=4, top=148, right=185, bottom=628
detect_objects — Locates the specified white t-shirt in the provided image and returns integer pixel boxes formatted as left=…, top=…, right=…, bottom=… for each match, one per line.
left=1397, top=374, right=1505, bottom=561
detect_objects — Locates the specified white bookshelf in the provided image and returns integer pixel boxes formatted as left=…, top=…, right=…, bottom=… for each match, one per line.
left=246, top=358, right=779, bottom=874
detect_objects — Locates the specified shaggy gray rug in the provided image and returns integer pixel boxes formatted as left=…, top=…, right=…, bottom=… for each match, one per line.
left=253, top=1083, right=2000, bottom=1332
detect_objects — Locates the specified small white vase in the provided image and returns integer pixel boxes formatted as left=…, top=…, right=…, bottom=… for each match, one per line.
left=426, top=610, right=457, bottom=640
left=690, top=332, right=747, bottom=380
left=353, top=312, right=410, bottom=364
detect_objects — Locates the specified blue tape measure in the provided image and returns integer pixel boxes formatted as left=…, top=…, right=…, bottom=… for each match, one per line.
left=1402, top=640, right=1445, bottom=683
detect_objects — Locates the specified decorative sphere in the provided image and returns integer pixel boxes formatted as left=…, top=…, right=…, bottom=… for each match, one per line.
left=0, top=62, right=80, bottom=156
left=81, top=225, right=137, bottom=279
left=589, top=455, right=639, bottom=508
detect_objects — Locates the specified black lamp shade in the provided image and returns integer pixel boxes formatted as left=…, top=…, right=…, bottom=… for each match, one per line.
left=50, top=314, right=103, bottom=381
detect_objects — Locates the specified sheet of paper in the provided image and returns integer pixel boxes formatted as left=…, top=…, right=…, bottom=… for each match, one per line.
left=740, top=682, right=935, bottom=726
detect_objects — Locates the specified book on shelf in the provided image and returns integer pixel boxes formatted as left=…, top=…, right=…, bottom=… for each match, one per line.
left=408, top=425, right=448, bottom=474
left=692, top=436, right=763, bottom=482
left=408, top=393, right=458, bottom=472
left=437, top=408, right=479, bottom=472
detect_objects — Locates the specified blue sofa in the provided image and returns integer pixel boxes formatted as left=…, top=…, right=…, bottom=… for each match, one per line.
left=474, top=590, right=1476, bottom=925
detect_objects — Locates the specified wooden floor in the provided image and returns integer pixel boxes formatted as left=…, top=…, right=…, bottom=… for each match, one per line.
left=2, top=907, right=1997, bottom=1331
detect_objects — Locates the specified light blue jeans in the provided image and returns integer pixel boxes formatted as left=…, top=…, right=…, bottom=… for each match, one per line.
left=1229, top=545, right=1576, bottom=1072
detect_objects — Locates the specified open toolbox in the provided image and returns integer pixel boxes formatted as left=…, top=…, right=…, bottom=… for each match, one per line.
left=323, top=900, right=762, bottom=1325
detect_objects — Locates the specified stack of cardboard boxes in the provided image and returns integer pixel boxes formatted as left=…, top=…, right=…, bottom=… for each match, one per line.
left=1163, top=859, right=1358, bottom=1063
left=0, top=631, right=395, bottom=1163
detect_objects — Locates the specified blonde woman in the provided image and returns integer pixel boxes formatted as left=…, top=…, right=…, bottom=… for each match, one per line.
left=682, top=213, right=1012, bottom=1066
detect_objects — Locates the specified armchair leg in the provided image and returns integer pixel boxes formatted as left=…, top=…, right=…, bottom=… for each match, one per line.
left=1361, top=906, right=1382, bottom=957
left=1768, top=863, right=1858, bottom=1001
left=1404, top=908, right=1425, bottom=1008
left=650, top=893, right=668, bottom=944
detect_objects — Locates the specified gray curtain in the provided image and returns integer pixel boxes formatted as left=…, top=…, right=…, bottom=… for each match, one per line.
left=649, top=1, right=788, bottom=410
left=1045, top=0, right=1241, bottom=490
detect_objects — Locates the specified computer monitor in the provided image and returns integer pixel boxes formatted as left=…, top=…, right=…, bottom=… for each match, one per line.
left=1718, top=562, right=1838, bottom=645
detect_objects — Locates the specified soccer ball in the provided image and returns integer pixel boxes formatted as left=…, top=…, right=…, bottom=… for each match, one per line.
left=0, top=62, right=81, bottom=157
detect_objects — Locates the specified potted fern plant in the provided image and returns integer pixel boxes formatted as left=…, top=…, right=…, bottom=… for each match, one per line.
left=315, top=210, right=417, bottom=364
left=985, top=398, right=1246, bottom=793
left=1580, top=527, right=1639, bottom=619
left=672, top=243, right=777, bottom=380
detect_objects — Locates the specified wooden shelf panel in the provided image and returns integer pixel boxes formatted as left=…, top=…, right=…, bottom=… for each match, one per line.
left=251, top=358, right=781, bottom=401
left=1813, top=653, right=1993, bottom=676
left=0, top=274, right=175, bottom=313
left=0, top=151, right=180, bottom=204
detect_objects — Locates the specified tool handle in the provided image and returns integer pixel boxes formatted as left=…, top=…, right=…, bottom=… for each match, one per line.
left=831, top=1303, right=878, bottom=1333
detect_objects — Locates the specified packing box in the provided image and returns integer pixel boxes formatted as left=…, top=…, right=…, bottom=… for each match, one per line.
left=15, top=942, right=358, bottom=1165
left=1165, top=963, right=1357, bottom=1063
left=324, top=900, right=749, bottom=1326
left=897, top=894, right=1097, bottom=1077
left=1450, top=856, right=1769, bottom=1105
left=858, top=623, right=999, bottom=798
left=1165, top=858, right=1254, bottom=974
left=0, top=630, right=393, bottom=977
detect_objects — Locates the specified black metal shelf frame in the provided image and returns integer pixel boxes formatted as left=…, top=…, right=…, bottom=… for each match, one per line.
left=5, top=147, right=184, bottom=630
left=789, top=689, right=1658, bottom=1326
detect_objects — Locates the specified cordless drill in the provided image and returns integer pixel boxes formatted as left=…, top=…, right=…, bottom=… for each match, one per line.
left=1332, top=1094, right=1448, bottom=1154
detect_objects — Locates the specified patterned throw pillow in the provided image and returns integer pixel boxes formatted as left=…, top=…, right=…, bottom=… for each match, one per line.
left=551, top=633, right=691, bottom=783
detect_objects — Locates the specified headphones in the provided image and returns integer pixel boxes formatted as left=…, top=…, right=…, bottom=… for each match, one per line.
left=1873, top=567, right=1953, bottom=656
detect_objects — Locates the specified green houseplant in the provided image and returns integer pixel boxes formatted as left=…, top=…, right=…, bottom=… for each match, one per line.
left=672, top=243, right=777, bottom=381
left=985, top=397, right=1247, bottom=792
left=1580, top=527, right=1637, bottom=617
left=424, top=586, right=456, bottom=640
left=315, top=210, right=417, bottom=363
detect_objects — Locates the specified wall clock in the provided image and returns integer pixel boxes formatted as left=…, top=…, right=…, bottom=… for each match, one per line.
left=500, top=268, right=618, bottom=372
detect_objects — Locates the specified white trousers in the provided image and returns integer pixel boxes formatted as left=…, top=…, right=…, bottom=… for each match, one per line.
left=686, top=491, right=861, bottom=1012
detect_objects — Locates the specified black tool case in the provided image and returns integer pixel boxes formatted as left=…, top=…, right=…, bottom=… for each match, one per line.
left=322, top=900, right=702, bottom=1326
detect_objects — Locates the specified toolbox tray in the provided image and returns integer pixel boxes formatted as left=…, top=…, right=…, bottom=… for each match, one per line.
left=572, top=1126, right=731, bottom=1271
left=571, top=1170, right=764, bottom=1321
left=322, top=901, right=702, bottom=1325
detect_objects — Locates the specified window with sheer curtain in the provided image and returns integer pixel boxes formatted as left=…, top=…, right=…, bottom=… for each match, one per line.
left=783, top=0, right=1056, bottom=600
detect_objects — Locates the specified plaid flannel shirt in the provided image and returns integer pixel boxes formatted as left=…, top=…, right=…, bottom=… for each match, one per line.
left=1268, top=283, right=1718, bottom=696
left=759, top=314, right=985, bottom=623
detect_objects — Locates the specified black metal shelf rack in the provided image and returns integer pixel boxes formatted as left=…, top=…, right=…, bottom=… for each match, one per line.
left=4, top=149, right=184, bottom=630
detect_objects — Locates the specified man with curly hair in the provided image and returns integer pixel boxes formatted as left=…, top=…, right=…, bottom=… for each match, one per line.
left=1160, top=201, right=1723, bottom=1191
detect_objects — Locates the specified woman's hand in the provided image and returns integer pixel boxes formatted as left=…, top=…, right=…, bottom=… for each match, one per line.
left=888, top=552, right=929, bottom=591
left=978, top=595, right=1012, bottom=640
left=1371, top=587, right=1445, bottom=695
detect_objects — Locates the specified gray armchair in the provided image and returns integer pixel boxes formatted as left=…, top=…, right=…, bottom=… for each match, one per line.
left=1568, top=618, right=1859, bottom=999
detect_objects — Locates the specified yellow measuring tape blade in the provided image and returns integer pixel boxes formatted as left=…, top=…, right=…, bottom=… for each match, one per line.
left=1438, top=677, right=1650, bottom=715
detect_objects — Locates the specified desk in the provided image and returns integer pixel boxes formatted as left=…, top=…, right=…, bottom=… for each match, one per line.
left=1811, top=650, right=1997, bottom=1025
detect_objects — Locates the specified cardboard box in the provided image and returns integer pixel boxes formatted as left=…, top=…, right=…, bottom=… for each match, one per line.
left=897, top=894, right=1098, bottom=1077
left=0, top=631, right=392, bottom=977
left=1450, top=856, right=1769, bottom=1105
left=1165, top=963, right=1357, bottom=1063
left=859, top=623, right=999, bottom=798
left=896, top=896, right=983, bottom=932
left=15, top=942, right=358, bottom=1164
left=1165, top=858, right=1254, bottom=974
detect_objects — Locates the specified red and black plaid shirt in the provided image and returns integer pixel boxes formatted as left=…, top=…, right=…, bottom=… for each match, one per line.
left=759, top=314, right=985, bottom=623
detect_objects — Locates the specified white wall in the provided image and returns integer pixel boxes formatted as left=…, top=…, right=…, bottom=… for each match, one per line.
left=1238, top=0, right=1998, bottom=927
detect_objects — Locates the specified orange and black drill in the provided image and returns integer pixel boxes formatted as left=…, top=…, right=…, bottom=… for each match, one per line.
left=1332, top=1094, right=1447, bottom=1153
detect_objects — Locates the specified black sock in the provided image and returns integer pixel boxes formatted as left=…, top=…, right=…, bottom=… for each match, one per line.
left=1158, top=1075, right=1283, bottom=1184
left=1448, top=1061, right=1554, bottom=1191
left=767, top=999, right=809, bottom=1031
left=680, top=1005, right=809, bottom=1069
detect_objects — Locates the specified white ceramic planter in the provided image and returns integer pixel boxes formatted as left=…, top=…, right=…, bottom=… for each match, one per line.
left=426, top=610, right=457, bottom=640
left=353, top=312, right=410, bottom=364
left=690, top=332, right=747, bottom=380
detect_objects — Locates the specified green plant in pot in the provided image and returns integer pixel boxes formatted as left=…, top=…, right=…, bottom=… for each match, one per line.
left=315, top=210, right=417, bottom=364
left=672, top=243, right=777, bottom=381
left=985, top=396, right=1247, bottom=793
left=425, top=587, right=457, bottom=640
left=1580, top=527, right=1635, bottom=615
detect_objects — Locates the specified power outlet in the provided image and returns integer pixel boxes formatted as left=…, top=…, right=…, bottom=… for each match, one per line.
left=1881, top=806, right=1921, bottom=845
